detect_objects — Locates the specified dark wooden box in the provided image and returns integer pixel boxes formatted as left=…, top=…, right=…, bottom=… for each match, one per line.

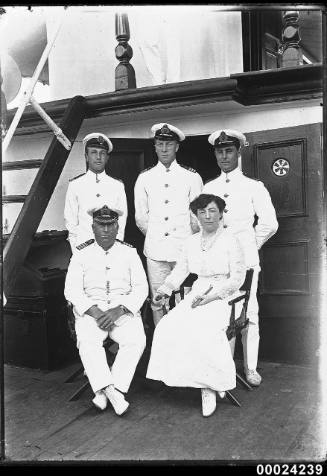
left=3, top=231, right=78, bottom=370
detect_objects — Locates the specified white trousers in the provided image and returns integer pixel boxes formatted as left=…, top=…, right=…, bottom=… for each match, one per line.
left=146, top=258, right=192, bottom=326
left=75, top=312, right=146, bottom=394
left=146, top=258, right=176, bottom=311
left=230, top=266, right=260, bottom=371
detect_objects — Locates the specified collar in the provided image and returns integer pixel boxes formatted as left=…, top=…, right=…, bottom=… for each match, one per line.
left=156, top=159, right=178, bottom=173
left=93, top=240, right=116, bottom=255
left=86, top=169, right=107, bottom=181
left=220, top=167, right=242, bottom=180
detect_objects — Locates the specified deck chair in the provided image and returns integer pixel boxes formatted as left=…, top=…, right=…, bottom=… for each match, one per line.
left=160, top=273, right=248, bottom=408
left=64, top=302, right=116, bottom=401
left=166, top=273, right=197, bottom=310
left=225, top=268, right=255, bottom=406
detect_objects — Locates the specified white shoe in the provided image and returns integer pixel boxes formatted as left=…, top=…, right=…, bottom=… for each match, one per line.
left=245, top=369, right=262, bottom=386
left=201, top=388, right=216, bottom=417
left=104, top=386, right=129, bottom=416
left=92, top=390, right=107, bottom=411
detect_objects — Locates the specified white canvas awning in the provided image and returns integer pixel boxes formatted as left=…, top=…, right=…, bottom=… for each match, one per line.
left=1, top=6, right=48, bottom=83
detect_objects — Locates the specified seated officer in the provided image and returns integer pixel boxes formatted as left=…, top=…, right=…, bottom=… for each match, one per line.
left=64, top=204, right=148, bottom=415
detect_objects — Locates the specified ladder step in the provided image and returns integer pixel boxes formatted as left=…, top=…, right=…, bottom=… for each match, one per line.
left=2, top=195, right=27, bottom=203
left=2, top=160, right=43, bottom=171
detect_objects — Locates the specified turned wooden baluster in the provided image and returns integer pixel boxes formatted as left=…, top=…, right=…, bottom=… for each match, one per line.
left=115, top=13, right=136, bottom=91
left=280, top=11, right=303, bottom=68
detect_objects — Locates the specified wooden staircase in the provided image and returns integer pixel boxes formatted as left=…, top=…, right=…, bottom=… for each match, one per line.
left=2, top=95, right=87, bottom=297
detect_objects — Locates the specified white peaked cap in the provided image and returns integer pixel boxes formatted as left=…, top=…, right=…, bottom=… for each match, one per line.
left=83, top=132, right=113, bottom=153
left=151, top=123, right=185, bottom=142
left=87, top=203, right=123, bottom=217
left=208, top=129, right=248, bottom=147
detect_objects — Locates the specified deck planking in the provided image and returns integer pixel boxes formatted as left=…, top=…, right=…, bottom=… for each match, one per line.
left=3, top=361, right=325, bottom=462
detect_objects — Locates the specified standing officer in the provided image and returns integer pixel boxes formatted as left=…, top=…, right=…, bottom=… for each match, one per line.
left=64, top=204, right=148, bottom=415
left=134, top=123, right=203, bottom=326
left=64, top=132, right=128, bottom=251
left=203, top=129, right=278, bottom=386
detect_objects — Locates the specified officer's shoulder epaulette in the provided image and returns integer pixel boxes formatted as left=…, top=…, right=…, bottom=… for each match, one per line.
left=180, top=164, right=197, bottom=173
left=115, top=239, right=134, bottom=248
left=76, top=239, right=95, bottom=250
left=107, top=174, right=124, bottom=184
left=204, top=174, right=220, bottom=185
left=69, top=173, right=86, bottom=182
left=139, top=165, right=156, bottom=175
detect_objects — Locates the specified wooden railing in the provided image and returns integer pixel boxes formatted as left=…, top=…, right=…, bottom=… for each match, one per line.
left=2, top=95, right=87, bottom=296
left=280, top=11, right=303, bottom=67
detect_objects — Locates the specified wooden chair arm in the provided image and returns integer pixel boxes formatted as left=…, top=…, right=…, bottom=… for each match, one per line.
left=228, top=293, right=247, bottom=305
left=66, top=301, right=77, bottom=341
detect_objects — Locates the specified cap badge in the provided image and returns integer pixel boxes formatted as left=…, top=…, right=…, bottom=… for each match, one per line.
left=98, top=136, right=105, bottom=145
left=219, top=131, right=227, bottom=142
left=93, top=205, right=119, bottom=222
left=160, top=124, right=171, bottom=135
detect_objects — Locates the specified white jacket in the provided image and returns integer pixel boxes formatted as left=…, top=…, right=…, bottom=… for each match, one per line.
left=203, top=167, right=278, bottom=267
left=64, top=240, right=148, bottom=317
left=64, top=169, right=127, bottom=249
left=134, top=160, right=203, bottom=261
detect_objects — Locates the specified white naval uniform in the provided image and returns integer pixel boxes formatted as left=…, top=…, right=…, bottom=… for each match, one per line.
left=134, top=160, right=203, bottom=310
left=64, top=239, right=148, bottom=394
left=203, top=167, right=278, bottom=371
left=64, top=169, right=128, bottom=250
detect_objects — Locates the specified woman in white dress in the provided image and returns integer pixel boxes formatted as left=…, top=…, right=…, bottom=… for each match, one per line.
left=146, top=193, right=246, bottom=417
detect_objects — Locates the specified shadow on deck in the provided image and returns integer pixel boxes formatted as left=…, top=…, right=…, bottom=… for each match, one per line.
left=2, top=358, right=326, bottom=464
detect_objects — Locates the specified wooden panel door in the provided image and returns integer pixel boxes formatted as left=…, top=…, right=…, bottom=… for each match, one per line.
left=106, top=138, right=155, bottom=259
left=241, top=123, right=323, bottom=364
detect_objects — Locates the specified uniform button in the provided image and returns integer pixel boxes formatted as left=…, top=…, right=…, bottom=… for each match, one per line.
left=166, top=169, right=170, bottom=173
left=224, top=193, right=229, bottom=198
left=224, top=209, right=228, bottom=213
left=165, top=200, right=169, bottom=204
left=226, top=179, right=230, bottom=183
left=223, top=224, right=228, bottom=228
left=96, top=193, right=101, bottom=197
left=165, top=217, right=169, bottom=221
left=164, top=184, right=169, bottom=187
left=165, top=232, right=169, bottom=236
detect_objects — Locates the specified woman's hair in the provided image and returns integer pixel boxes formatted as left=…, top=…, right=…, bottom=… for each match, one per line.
left=190, top=194, right=226, bottom=215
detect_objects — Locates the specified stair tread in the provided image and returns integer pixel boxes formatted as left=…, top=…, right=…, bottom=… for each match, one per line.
left=3, top=195, right=27, bottom=202
left=2, top=159, right=43, bottom=171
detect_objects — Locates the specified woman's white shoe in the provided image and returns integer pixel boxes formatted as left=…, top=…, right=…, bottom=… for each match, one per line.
left=201, top=388, right=216, bottom=417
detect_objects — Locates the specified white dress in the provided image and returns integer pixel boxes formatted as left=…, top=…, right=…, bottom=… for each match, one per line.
left=146, top=228, right=246, bottom=391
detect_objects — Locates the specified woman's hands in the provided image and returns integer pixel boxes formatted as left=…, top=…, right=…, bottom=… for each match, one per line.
left=191, top=293, right=221, bottom=308
left=191, top=285, right=218, bottom=308
left=153, top=292, right=169, bottom=308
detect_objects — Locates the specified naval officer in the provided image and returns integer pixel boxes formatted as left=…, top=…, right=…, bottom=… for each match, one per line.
left=64, top=132, right=128, bottom=251
left=134, top=123, right=203, bottom=326
left=64, top=204, right=148, bottom=415
left=203, top=129, right=278, bottom=386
